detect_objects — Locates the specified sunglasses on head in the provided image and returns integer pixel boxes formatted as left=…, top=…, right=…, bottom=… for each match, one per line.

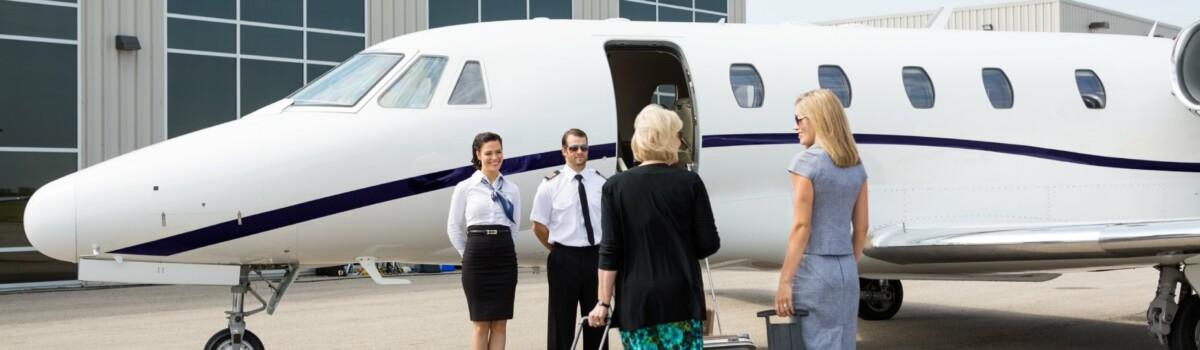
left=567, top=144, right=589, bottom=152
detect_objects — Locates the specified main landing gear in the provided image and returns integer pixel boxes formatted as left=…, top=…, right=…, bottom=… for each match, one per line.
left=859, top=278, right=904, bottom=320
left=203, top=264, right=299, bottom=350
left=1148, top=264, right=1200, bottom=350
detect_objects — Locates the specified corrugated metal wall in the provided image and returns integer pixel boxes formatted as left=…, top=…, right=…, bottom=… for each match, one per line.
left=367, top=0, right=425, bottom=45
left=727, top=0, right=745, bottom=24
left=1060, top=0, right=1180, bottom=37
left=820, top=11, right=935, bottom=29
left=575, top=0, right=618, bottom=20
left=81, top=0, right=167, bottom=167
left=819, top=0, right=1180, bottom=36
left=948, top=1, right=1057, bottom=32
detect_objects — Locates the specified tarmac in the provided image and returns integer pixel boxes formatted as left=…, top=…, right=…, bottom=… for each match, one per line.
left=0, top=266, right=1166, bottom=349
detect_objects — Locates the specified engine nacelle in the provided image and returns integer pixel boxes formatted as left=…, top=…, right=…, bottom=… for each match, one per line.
left=1172, top=20, right=1200, bottom=115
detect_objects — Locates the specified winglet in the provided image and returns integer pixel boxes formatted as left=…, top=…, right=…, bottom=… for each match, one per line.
left=927, top=6, right=954, bottom=30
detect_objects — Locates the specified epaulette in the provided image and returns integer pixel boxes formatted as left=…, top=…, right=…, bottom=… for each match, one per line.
left=544, top=170, right=560, bottom=180
left=594, top=169, right=607, bottom=180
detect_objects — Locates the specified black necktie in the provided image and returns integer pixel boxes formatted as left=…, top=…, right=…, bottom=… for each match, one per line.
left=575, top=174, right=596, bottom=245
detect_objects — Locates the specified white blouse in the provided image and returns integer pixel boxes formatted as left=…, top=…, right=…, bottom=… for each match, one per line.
left=446, top=170, right=521, bottom=256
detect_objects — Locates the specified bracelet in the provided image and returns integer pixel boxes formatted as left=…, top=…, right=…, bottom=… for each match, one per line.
left=597, top=302, right=610, bottom=308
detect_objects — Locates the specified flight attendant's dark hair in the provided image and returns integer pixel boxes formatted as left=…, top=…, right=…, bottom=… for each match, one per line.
left=471, top=132, right=504, bottom=170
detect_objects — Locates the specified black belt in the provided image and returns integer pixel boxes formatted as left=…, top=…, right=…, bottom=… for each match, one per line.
left=467, top=225, right=511, bottom=236
left=552, top=243, right=599, bottom=250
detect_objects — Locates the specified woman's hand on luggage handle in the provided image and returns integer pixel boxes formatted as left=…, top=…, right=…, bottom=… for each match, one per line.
left=587, top=303, right=608, bottom=327
left=775, top=282, right=794, bottom=317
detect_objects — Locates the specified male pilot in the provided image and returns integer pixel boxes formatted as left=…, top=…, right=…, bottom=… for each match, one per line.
left=530, top=128, right=609, bottom=350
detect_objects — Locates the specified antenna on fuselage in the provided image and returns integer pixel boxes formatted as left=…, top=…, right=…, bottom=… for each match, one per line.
left=927, top=6, right=954, bottom=30
left=1148, top=21, right=1159, bottom=37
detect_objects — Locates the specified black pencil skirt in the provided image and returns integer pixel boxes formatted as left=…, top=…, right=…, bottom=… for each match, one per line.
left=461, top=225, right=518, bottom=321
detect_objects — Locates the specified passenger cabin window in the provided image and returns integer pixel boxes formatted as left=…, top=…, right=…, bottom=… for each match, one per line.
left=981, top=68, right=1014, bottom=109
left=730, top=64, right=764, bottom=108
left=290, top=54, right=403, bottom=107
left=1075, top=69, right=1106, bottom=109
left=818, top=65, right=852, bottom=108
left=379, top=56, right=449, bottom=109
left=902, top=67, right=935, bottom=109
left=448, top=61, right=487, bottom=105
left=652, top=84, right=677, bottom=107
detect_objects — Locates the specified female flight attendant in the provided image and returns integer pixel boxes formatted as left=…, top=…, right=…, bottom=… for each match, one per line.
left=774, top=90, right=869, bottom=349
left=447, top=132, right=521, bottom=350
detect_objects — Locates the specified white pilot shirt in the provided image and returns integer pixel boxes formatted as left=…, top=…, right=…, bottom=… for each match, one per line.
left=530, top=166, right=606, bottom=247
left=446, top=171, right=522, bottom=257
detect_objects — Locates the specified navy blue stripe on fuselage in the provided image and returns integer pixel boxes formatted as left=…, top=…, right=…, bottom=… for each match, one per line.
left=703, top=133, right=1200, bottom=173
left=108, top=144, right=616, bottom=256
left=111, top=133, right=1200, bottom=256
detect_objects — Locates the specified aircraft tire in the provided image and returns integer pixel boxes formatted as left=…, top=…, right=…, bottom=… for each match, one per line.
left=1169, top=295, right=1200, bottom=350
left=204, top=329, right=264, bottom=350
left=858, top=279, right=903, bottom=321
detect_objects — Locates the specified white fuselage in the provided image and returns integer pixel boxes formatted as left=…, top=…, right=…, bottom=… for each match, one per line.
left=23, top=20, right=1200, bottom=279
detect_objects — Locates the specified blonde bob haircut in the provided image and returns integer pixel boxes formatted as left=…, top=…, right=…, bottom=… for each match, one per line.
left=631, top=104, right=682, bottom=165
left=795, top=89, right=861, bottom=168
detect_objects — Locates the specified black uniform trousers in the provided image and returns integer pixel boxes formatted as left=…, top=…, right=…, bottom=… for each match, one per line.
left=547, top=243, right=608, bottom=350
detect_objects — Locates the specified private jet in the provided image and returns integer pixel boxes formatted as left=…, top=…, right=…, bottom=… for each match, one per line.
left=21, top=17, right=1200, bottom=350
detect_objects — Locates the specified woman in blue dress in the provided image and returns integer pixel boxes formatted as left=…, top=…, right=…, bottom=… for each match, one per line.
left=774, top=89, right=870, bottom=349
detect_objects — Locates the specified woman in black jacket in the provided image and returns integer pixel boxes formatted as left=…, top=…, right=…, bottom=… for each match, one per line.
left=586, top=104, right=721, bottom=350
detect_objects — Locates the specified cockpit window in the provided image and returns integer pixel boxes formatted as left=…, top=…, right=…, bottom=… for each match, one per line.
left=290, top=54, right=403, bottom=107
left=448, top=61, right=487, bottom=105
left=379, top=56, right=449, bottom=109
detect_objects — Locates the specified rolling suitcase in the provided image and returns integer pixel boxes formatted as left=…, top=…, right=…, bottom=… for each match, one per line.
left=571, top=317, right=757, bottom=350
left=756, top=309, right=808, bottom=349
left=570, top=316, right=612, bottom=350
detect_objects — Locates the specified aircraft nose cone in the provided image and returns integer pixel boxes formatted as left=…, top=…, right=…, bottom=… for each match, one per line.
left=23, top=176, right=76, bottom=263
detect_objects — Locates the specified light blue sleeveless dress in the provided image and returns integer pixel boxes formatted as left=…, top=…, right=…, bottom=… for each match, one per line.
left=787, top=145, right=867, bottom=350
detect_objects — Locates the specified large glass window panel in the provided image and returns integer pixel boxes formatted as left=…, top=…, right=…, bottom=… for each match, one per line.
left=168, top=18, right=236, bottom=53
left=653, top=84, right=677, bottom=107
left=0, top=152, right=76, bottom=258
left=168, top=54, right=236, bottom=137
left=818, top=65, right=852, bottom=108
left=659, top=7, right=693, bottom=22
left=241, top=0, right=302, bottom=26
left=307, top=32, right=364, bottom=63
left=982, top=68, right=1014, bottom=109
left=1075, top=69, right=1106, bottom=109
left=241, top=26, right=303, bottom=59
left=619, top=1, right=656, bottom=21
left=0, top=1, right=77, bottom=40
left=307, top=64, right=334, bottom=83
left=0, top=40, right=77, bottom=148
left=168, top=0, right=236, bottom=19
left=0, top=252, right=77, bottom=283
left=291, top=54, right=403, bottom=106
left=659, top=0, right=691, bottom=7
left=307, top=0, right=365, bottom=32
left=730, top=64, right=764, bottom=108
left=242, top=60, right=304, bottom=114
left=449, top=61, right=487, bottom=105
left=695, top=0, right=727, bottom=13
left=530, top=0, right=571, bottom=19
left=483, top=0, right=526, bottom=22
left=430, top=0, right=478, bottom=28
left=379, top=56, right=449, bottom=109
left=695, top=13, right=725, bottom=23
left=902, top=67, right=935, bottom=109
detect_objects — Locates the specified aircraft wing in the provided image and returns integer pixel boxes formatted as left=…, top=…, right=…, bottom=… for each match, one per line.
left=866, top=218, right=1200, bottom=264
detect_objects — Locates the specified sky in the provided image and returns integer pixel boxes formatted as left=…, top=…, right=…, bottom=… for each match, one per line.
left=748, top=0, right=1200, bottom=29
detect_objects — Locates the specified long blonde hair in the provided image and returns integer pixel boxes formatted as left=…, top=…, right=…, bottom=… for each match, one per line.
left=795, top=89, right=860, bottom=167
left=631, top=104, right=682, bottom=164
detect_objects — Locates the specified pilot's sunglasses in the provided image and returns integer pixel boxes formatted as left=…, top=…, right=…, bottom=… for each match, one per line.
left=794, top=115, right=809, bottom=124
left=567, top=144, right=589, bottom=152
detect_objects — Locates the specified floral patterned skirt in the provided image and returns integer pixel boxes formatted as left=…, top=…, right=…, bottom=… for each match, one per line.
left=618, top=319, right=703, bottom=350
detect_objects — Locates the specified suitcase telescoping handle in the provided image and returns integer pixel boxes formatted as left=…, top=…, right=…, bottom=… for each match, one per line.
left=571, top=316, right=612, bottom=350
